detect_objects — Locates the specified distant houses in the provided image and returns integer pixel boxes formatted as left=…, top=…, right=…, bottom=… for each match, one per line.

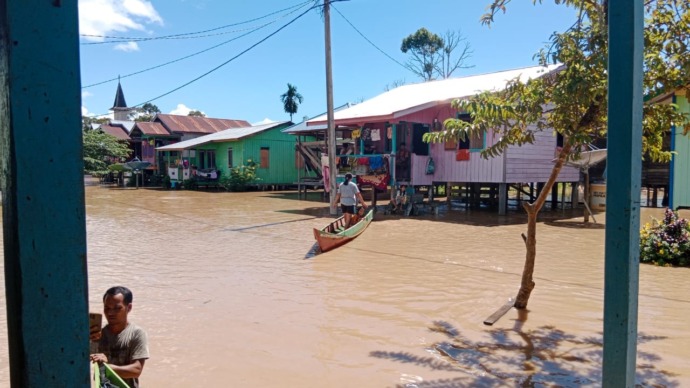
left=129, top=114, right=251, bottom=174
left=156, top=121, right=302, bottom=187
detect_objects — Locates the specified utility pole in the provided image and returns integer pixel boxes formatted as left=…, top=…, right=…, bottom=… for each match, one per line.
left=324, top=0, right=337, bottom=215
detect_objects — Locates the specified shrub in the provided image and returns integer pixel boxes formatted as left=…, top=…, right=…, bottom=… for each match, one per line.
left=221, top=159, right=259, bottom=191
left=182, top=179, right=197, bottom=190
left=640, top=208, right=690, bottom=267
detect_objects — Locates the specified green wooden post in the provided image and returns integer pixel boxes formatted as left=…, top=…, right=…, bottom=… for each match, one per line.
left=603, top=0, right=642, bottom=386
left=1, top=1, right=89, bottom=386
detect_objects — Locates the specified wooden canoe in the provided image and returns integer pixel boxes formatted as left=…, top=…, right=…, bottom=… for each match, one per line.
left=313, top=209, right=374, bottom=252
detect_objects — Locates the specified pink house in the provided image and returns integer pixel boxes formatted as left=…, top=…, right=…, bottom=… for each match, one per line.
left=307, top=65, right=580, bottom=214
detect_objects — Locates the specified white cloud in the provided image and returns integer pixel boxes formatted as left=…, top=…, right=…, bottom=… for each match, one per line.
left=79, top=0, right=163, bottom=42
left=82, top=91, right=93, bottom=99
left=114, top=41, right=140, bottom=52
left=81, top=106, right=113, bottom=120
left=169, top=103, right=204, bottom=116
left=252, top=118, right=276, bottom=125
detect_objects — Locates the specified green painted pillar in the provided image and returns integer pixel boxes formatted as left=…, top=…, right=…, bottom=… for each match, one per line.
left=603, top=0, right=642, bottom=386
left=1, top=1, right=89, bottom=386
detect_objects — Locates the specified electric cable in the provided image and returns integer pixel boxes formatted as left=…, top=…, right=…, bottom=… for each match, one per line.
left=80, top=0, right=312, bottom=44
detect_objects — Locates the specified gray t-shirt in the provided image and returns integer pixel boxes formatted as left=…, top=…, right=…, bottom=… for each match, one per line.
left=98, top=323, right=149, bottom=388
left=338, top=181, right=360, bottom=206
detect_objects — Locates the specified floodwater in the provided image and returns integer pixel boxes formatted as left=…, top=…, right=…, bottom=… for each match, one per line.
left=1, top=185, right=690, bottom=387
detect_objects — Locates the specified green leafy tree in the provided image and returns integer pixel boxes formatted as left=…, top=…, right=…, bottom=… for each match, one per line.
left=401, top=28, right=444, bottom=81
left=281, top=83, right=303, bottom=121
left=82, top=129, right=131, bottom=176
left=188, top=110, right=206, bottom=117
left=129, top=102, right=161, bottom=122
left=425, top=0, right=690, bottom=309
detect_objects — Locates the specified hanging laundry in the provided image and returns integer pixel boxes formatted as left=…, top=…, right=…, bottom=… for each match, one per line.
left=371, top=128, right=381, bottom=141
left=362, top=128, right=371, bottom=140
left=387, top=126, right=392, bottom=139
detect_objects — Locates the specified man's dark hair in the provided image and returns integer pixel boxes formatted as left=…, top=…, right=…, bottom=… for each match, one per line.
left=103, top=286, right=133, bottom=304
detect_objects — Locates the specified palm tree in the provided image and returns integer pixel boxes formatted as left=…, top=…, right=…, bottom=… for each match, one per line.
left=280, top=83, right=303, bottom=121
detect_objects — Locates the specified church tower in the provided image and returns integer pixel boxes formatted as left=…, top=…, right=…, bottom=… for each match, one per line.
left=110, top=78, right=132, bottom=121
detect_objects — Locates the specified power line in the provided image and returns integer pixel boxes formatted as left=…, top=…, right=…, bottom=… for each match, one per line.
left=80, top=0, right=312, bottom=44
left=331, top=4, right=409, bottom=72
left=82, top=4, right=308, bottom=89
left=90, top=3, right=319, bottom=117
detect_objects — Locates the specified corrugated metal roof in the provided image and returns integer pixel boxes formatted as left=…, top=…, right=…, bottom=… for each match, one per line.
left=100, top=124, right=130, bottom=141
left=282, top=103, right=353, bottom=134
left=155, top=114, right=251, bottom=134
left=307, top=65, right=562, bottom=126
left=109, top=120, right=136, bottom=133
left=133, top=122, right=172, bottom=136
left=157, top=121, right=291, bottom=151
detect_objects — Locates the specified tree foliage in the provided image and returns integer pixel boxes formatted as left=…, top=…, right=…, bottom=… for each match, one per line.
left=82, top=129, right=131, bottom=176
left=425, top=0, right=690, bottom=309
left=129, top=102, right=161, bottom=122
left=280, top=83, right=303, bottom=121
left=188, top=110, right=206, bottom=117
left=401, top=28, right=472, bottom=81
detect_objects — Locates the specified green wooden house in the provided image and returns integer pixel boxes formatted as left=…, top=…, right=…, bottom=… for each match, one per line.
left=157, top=121, right=303, bottom=186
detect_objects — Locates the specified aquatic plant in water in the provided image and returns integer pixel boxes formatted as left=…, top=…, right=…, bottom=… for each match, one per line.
left=639, top=208, right=690, bottom=267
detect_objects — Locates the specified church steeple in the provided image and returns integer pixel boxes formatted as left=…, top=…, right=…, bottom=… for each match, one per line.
left=110, top=77, right=132, bottom=121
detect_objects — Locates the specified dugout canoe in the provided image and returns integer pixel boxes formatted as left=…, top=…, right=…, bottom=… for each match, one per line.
left=313, top=208, right=374, bottom=252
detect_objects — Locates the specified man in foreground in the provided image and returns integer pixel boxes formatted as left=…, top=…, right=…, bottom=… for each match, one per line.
left=90, top=286, right=149, bottom=388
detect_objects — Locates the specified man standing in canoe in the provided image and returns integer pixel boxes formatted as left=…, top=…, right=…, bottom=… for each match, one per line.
left=335, top=173, right=367, bottom=227
left=91, top=286, right=149, bottom=388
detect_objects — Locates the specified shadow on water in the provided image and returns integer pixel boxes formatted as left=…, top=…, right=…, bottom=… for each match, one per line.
left=304, top=242, right=321, bottom=259
left=371, top=315, right=678, bottom=387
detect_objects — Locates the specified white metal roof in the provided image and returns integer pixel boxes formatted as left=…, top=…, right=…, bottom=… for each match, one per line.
left=282, top=103, right=354, bottom=134
left=157, top=121, right=290, bottom=151
left=307, top=64, right=562, bottom=125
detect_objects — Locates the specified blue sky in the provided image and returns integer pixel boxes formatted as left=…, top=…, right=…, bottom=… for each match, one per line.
left=79, top=0, right=575, bottom=124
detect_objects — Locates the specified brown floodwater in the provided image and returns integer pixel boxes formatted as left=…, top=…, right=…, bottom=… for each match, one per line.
left=1, top=185, right=689, bottom=387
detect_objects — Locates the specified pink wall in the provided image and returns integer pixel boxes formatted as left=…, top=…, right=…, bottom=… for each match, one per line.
left=397, top=104, right=579, bottom=184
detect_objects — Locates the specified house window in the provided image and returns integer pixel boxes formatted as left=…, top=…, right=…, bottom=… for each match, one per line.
left=556, top=132, right=564, bottom=148
left=260, top=147, right=270, bottom=168
left=456, top=113, right=484, bottom=151
left=207, top=151, right=216, bottom=169
left=227, top=148, right=233, bottom=168
left=198, top=150, right=216, bottom=169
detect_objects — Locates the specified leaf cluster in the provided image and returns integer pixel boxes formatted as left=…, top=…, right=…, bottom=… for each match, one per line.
left=401, top=28, right=472, bottom=81
left=221, top=159, right=260, bottom=191
left=129, top=103, right=161, bottom=122
left=82, top=129, right=131, bottom=176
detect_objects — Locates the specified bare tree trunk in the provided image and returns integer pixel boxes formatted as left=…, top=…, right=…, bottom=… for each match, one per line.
left=514, top=143, right=572, bottom=309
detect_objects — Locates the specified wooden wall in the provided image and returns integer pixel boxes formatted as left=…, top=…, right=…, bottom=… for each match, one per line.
left=504, top=126, right=580, bottom=183
left=396, top=103, right=579, bottom=185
